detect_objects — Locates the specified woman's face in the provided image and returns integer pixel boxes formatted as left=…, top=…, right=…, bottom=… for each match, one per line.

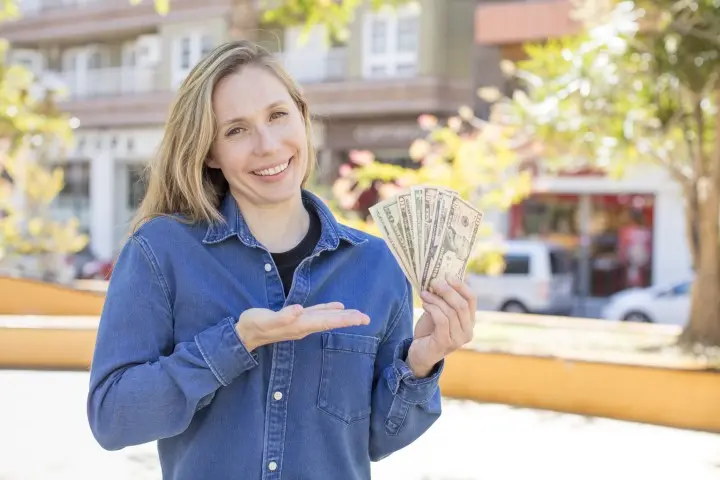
left=208, top=66, right=308, bottom=208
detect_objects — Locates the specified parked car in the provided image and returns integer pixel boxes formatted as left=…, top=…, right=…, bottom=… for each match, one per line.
left=467, top=240, right=576, bottom=315
left=601, top=279, right=692, bottom=325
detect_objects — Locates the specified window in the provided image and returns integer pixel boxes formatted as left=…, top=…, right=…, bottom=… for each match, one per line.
left=180, top=37, right=192, bottom=69
left=397, top=16, right=418, bottom=53
left=201, top=35, right=215, bottom=58
left=503, top=254, right=530, bottom=275
left=173, top=32, right=215, bottom=88
left=670, top=281, right=691, bottom=296
left=370, top=20, right=388, bottom=54
left=549, top=249, right=573, bottom=274
left=362, top=2, right=420, bottom=78
left=127, top=165, right=147, bottom=210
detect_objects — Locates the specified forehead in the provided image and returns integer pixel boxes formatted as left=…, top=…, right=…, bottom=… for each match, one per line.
left=212, top=65, right=293, bottom=121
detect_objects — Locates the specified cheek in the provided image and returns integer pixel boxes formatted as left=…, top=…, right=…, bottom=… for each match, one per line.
left=214, top=142, right=251, bottom=171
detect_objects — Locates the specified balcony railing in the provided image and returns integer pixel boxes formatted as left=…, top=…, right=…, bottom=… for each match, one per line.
left=19, top=0, right=108, bottom=16
left=280, top=48, right=347, bottom=84
left=54, top=66, right=158, bottom=100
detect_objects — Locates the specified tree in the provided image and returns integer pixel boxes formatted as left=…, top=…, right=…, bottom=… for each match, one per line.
left=0, top=8, right=88, bottom=281
left=469, top=0, right=719, bottom=348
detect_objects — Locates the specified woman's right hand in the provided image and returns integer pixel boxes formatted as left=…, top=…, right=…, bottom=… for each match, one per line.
left=235, top=302, right=369, bottom=352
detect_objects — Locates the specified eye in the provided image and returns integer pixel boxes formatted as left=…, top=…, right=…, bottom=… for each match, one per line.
left=269, top=111, right=288, bottom=121
left=226, top=126, right=245, bottom=137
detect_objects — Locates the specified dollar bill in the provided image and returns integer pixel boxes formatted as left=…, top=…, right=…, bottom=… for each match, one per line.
left=420, top=189, right=454, bottom=290
left=369, top=199, right=419, bottom=290
left=410, top=187, right=424, bottom=277
left=396, top=193, right=417, bottom=284
left=426, top=196, right=484, bottom=288
left=421, top=186, right=440, bottom=274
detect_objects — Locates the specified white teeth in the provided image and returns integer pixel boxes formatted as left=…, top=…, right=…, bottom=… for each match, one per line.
left=253, top=161, right=290, bottom=176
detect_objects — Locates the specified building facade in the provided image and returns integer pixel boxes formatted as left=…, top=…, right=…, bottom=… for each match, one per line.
left=472, top=0, right=692, bottom=296
left=2, top=0, right=477, bottom=262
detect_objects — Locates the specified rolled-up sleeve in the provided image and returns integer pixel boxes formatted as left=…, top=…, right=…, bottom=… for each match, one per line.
left=368, top=279, right=443, bottom=461
left=87, top=235, right=258, bottom=451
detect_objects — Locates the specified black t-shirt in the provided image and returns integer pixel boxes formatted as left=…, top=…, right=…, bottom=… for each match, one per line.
left=270, top=207, right=322, bottom=297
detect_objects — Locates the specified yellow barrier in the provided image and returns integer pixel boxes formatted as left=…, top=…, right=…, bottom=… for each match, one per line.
left=2, top=307, right=719, bottom=433
left=439, top=348, right=720, bottom=433
left=0, top=277, right=105, bottom=316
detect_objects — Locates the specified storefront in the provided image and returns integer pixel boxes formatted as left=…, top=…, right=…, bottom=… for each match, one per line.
left=510, top=192, right=655, bottom=297
left=505, top=165, right=691, bottom=298
left=322, top=116, right=427, bottom=182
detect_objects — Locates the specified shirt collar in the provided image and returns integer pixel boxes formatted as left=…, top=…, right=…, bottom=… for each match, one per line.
left=202, top=189, right=367, bottom=251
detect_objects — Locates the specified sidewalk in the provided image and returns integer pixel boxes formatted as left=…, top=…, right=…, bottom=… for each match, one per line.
left=1, top=370, right=718, bottom=479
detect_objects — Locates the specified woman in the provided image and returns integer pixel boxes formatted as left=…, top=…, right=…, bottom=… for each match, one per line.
left=87, top=40, right=476, bottom=480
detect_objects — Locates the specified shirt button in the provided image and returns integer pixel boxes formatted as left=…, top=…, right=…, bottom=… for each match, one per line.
left=264, top=263, right=272, bottom=272
left=268, top=461, right=277, bottom=471
left=273, top=391, right=283, bottom=401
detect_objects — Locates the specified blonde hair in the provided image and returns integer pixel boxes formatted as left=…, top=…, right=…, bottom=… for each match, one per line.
left=131, top=40, right=316, bottom=232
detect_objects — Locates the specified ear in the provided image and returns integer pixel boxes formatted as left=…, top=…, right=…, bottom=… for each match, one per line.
left=205, top=154, right=220, bottom=169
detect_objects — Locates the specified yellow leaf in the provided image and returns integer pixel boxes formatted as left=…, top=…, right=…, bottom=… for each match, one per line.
left=154, top=0, right=170, bottom=15
left=28, top=218, right=43, bottom=236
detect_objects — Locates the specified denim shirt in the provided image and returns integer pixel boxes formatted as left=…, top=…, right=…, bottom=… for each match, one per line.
left=87, top=190, right=444, bottom=480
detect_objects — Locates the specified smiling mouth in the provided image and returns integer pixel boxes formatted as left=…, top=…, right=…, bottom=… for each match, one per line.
left=252, top=157, right=293, bottom=177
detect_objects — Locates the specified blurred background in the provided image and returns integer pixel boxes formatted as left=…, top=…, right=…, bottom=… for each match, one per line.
left=1, top=0, right=719, bottom=478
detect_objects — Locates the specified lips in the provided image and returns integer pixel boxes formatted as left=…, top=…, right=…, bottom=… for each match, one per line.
left=252, top=156, right=293, bottom=177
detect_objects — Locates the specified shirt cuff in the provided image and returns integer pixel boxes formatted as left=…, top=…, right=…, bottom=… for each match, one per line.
left=384, top=337, right=443, bottom=405
left=194, top=316, right=259, bottom=386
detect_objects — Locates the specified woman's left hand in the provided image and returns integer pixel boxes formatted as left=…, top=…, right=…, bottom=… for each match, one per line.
left=406, top=275, right=477, bottom=378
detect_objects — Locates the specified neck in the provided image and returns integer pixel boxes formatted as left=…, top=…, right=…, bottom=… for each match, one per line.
left=231, top=190, right=310, bottom=253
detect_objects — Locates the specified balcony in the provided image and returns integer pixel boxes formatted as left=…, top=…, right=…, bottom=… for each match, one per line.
left=56, top=66, right=158, bottom=99
left=19, top=0, right=108, bottom=16
left=1, top=0, right=232, bottom=46
left=39, top=66, right=172, bottom=128
left=279, top=48, right=470, bottom=118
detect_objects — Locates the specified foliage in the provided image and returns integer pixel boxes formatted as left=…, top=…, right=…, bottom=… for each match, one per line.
left=476, top=0, right=720, bottom=346
left=487, top=0, right=718, bottom=186
left=260, top=0, right=411, bottom=44
left=0, top=20, right=87, bottom=277
left=330, top=110, right=535, bottom=276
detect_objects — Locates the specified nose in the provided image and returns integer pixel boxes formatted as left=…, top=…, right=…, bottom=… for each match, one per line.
left=253, top=125, right=280, bottom=156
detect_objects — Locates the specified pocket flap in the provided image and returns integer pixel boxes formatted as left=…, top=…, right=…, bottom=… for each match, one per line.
left=322, top=332, right=379, bottom=355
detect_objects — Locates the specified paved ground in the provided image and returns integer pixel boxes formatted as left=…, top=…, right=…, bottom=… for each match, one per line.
left=1, top=370, right=718, bottom=480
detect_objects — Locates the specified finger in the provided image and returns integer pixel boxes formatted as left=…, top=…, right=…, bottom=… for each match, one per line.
left=298, top=309, right=370, bottom=334
left=421, top=289, right=461, bottom=341
left=422, top=302, right=450, bottom=344
left=266, top=304, right=304, bottom=327
left=430, top=279, right=469, bottom=337
left=303, top=302, right=345, bottom=312
left=448, top=275, right=477, bottom=312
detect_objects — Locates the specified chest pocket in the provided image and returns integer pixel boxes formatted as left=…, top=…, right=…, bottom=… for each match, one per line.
left=317, top=332, right=380, bottom=424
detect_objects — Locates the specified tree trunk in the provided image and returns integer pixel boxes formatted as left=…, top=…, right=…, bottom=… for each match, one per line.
left=678, top=178, right=720, bottom=349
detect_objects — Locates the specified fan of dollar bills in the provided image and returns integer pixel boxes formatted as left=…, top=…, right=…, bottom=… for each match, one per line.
left=369, top=186, right=484, bottom=293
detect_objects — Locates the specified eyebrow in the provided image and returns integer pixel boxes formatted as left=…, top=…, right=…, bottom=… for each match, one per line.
left=220, top=101, right=288, bottom=128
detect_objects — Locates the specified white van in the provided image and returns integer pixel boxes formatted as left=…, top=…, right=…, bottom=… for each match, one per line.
left=467, top=240, right=576, bottom=315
